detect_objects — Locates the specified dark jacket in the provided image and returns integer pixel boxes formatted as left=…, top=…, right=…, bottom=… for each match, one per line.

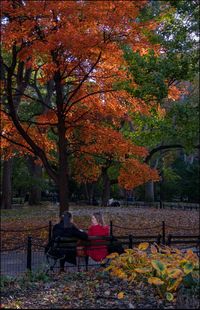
left=52, top=221, right=88, bottom=265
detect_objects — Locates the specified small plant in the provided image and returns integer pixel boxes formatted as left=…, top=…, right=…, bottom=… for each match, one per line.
left=0, top=275, right=15, bottom=289
left=105, top=243, right=199, bottom=302
left=23, top=269, right=51, bottom=283
left=14, top=268, right=52, bottom=290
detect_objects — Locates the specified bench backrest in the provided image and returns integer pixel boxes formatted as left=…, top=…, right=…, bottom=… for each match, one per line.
left=51, top=234, right=161, bottom=250
left=53, top=236, right=112, bottom=248
left=166, top=234, right=200, bottom=246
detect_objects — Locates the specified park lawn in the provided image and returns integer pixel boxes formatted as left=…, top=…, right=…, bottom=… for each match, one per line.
left=1, top=202, right=199, bottom=250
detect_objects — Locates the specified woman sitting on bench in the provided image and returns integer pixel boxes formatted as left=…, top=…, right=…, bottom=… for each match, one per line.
left=87, top=212, right=109, bottom=262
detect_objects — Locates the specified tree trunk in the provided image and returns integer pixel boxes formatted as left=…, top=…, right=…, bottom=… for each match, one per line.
left=58, top=158, right=69, bottom=216
left=58, top=128, right=69, bottom=215
left=84, top=183, right=89, bottom=202
left=145, top=181, right=155, bottom=202
left=101, top=168, right=110, bottom=207
left=27, top=157, right=42, bottom=205
left=1, top=159, right=13, bottom=209
left=87, top=182, right=95, bottom=205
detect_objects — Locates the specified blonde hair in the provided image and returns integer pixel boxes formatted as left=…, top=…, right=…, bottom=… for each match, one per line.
left=93, top=212, right=105, bottom=226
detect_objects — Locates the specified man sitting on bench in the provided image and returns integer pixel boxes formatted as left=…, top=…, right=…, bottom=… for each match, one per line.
left=52, top=211, right=88, bottom=272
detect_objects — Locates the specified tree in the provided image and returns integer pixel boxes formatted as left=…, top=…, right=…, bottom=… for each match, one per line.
left=1, top=159, right=13, bottom=209
left=82, top=0, right=200, bottom=204
left=115, top=0, right=199, bottom=201
left=1, top=0, right=175, bottom=214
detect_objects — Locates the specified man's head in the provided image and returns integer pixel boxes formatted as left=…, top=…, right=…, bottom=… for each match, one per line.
left=61, top=211, right=73, bottom=228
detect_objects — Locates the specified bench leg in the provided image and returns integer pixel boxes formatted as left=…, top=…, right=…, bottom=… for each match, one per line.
left=46, top=258, right=57, bottom=274
left=85, top=256, right=89, bottom=271
left=77, top=256, right=81, bottom=272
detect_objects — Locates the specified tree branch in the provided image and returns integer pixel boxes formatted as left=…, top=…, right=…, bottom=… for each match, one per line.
left=144, top=144, right=199, bottom=163
left=65, top=52, right=102, bottom=112
left=1, top=133, right=34, bottom=154
left=6, top=67, right=58, bottom=182
left=67, top=89, right=116, bottom=110
left=11, top=87, right=54, bottom=111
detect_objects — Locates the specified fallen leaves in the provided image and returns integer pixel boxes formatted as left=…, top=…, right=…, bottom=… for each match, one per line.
left=0, top=270, right=162, bottom=309
left=117, top=291, right=124, bottom=299
left=1, top=204, right=199, bottom=252
left=138, top=242, right=149, bottom=251
left=148, top=277, right=164, bottom=285
left=2, top=268, right=200, bottom=309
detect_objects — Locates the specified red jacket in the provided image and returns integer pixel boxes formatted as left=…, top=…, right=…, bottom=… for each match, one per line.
left=87, top=225, right=109, bottom=261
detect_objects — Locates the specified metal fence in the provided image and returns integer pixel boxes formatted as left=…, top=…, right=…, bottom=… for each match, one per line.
left=119, top=200, right=199, bottom=210
left=1, top=220, right=199, bottom=277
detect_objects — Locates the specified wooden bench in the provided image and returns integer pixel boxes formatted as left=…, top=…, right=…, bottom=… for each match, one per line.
left=45, top=235, right=123, bottom=273
left=166, top=234, right=200, bottom=255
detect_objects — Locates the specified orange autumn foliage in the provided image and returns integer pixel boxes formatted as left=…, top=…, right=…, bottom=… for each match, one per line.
left=1, top=0, right=164, bottom=194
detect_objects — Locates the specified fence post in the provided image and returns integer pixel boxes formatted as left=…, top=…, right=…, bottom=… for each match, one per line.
left=48, top=220, right=52, bottom=243
left=110, top=220, right=113, bottom=237
left=157, top=234, right=161, bottom=245
left=128, top=234, right=133, bottom=249
left=27, top=236, right=32, bottom=271
left=162, top=221, right=165, bottom=245
left=167, top=234, right=172, bottom=246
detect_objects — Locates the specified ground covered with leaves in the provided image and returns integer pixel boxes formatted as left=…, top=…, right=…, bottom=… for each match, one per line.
left=1, top=203, right=199, bottom=251
left=1, top=204, right=199, bottom=309
left=1, top=269, right=178, bottom=309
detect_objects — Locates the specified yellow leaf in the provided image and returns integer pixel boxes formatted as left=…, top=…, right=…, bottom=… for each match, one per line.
left=138, top=242, right=149, bottom=251
left=125, top=249, right=134, bottom=254
left=167, top=277, right=182, bottom=292
left=148, top=277, right=164, bottom=285
left=117, top=292, right=124, bottom=299
left=159, top=247, right=171, bottom=254
left=151, top=260, right=166, bottom=274
left=135, top=267, right=152, bottom=274
left=174, top=249, right=181, bottom=255
left=186, top=249, right=194, bottom=256
left=104, top=265, right=113, bottom=271
left=183, top=262, right=193, bottom=274
left=127, top=273, right=136, bottom=281
left=106, top=252, right=119, bottom=259
left=166, top=292, right=174, bottom=301
left=167, top=268, right=183, bottom=279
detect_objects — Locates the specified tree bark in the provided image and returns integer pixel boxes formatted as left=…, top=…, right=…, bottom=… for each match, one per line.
left=1, top=159, right=13, bottom=209
left=101, top=168, right=110, bottom=207
left=87, top=182, right=95, bottom=204
left=145, top=181, right=155, bottom=202
left=27, top=157, right=42, bottom=205
left=55, top=70, right=69, bottom=216
left=84, top=183, right=89, bottom=201
left=58, top=155, right=69, bottom=216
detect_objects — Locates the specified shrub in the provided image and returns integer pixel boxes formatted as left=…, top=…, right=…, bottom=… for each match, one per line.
left=105, top=243, right=199, bottom=302
left=22, top=269, right=51, bottom=283
left=0, top=275, right=15, bottom=290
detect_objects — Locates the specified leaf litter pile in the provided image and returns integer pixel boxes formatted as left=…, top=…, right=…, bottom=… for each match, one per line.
left=1, top=269, right=176, bottom=309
